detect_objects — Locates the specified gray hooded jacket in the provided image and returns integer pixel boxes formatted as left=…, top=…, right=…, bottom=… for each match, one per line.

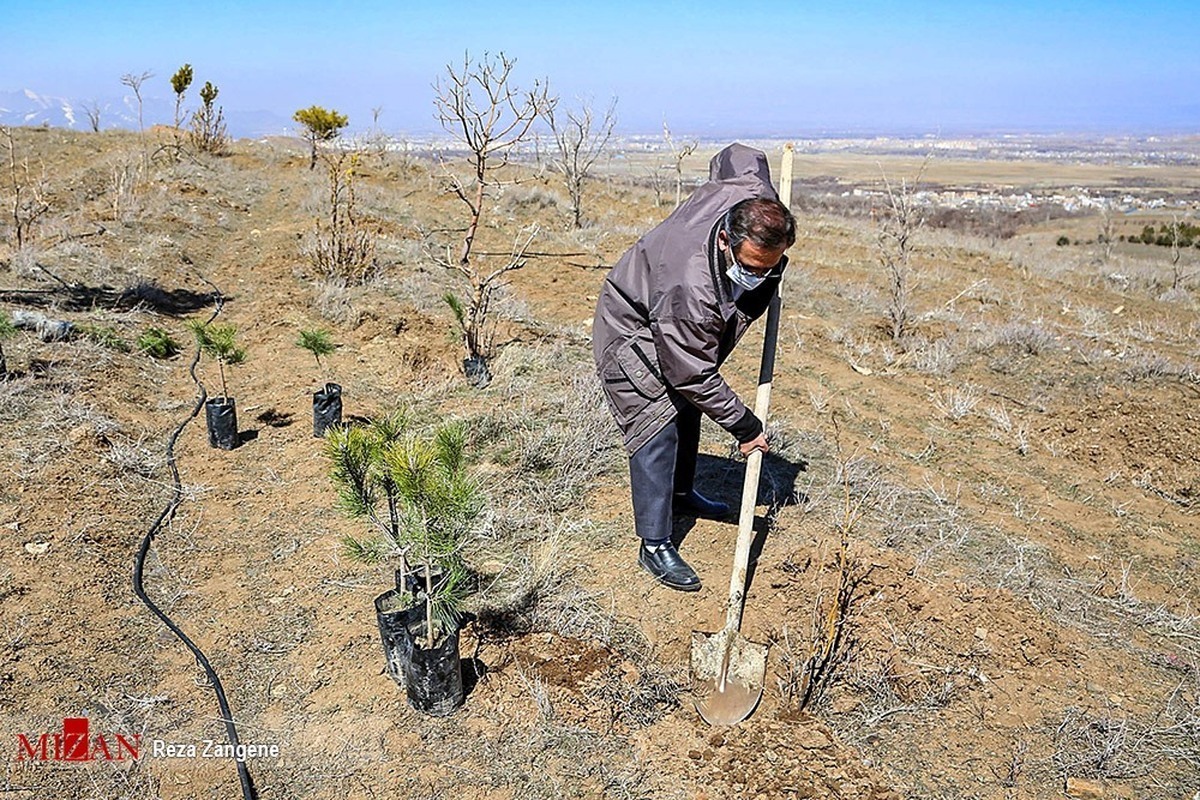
left=592, top=143, right=785, bottom=455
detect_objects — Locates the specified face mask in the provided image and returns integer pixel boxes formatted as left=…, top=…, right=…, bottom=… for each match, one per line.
left=726, top=248, right=768, bottom=291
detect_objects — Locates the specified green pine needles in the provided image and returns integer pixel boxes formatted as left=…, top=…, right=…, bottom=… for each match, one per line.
left=297, top=328, right=336, bottom=382
left=326, top=414, right=483, bottom=648
left=137, top=326, right=180, bottom=359
left=187, top=319, right=246, bottom=399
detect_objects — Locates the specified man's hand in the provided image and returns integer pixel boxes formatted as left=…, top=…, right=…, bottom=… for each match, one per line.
left=738, top=433, right=769, bottom=457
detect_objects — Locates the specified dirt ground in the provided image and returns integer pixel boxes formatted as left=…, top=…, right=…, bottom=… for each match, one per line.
left=0, top=128, right=1197, bottom=799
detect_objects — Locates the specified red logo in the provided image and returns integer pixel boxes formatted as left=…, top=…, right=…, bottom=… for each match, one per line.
left=16, top=718, right=140, bottom=762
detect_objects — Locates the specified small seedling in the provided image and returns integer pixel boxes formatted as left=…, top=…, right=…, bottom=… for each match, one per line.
left=187, top=319, right=246, bottom=399
left=296, top=327, right=336, bottom=382
left=136, top=326, right=180, bottom=359
left=77, top=323, right=131, bottom=352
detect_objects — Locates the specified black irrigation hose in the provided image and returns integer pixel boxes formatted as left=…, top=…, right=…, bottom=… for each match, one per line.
left=131, top=288, right=256, bottom=800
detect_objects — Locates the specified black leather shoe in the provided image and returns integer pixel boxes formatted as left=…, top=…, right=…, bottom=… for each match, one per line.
left=674, top=489, right=732, bottom=519
left=638, top=541, right=701, bottom=592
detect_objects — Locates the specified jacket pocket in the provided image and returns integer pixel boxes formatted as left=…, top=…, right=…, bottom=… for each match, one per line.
left=614, top=334, right=665, bottom=399
left=599, top=333, right=666, bottom=426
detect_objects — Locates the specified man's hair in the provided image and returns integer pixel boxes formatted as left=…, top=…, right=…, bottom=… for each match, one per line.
left=724, top=197, right=796, bottom=250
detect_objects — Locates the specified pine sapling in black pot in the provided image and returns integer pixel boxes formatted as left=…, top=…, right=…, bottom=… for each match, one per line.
left=326, top=412, right=415, bottom=687
left=187, top=320, right=246, bottom=450
left=327, top=415, right=483, bottom=716
left=297, top=327, right=341, bottom=437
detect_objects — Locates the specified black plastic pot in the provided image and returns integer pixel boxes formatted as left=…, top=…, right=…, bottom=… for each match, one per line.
left=462, top=356, right=491, bottom=389
left=374, top=588, right=464, bottom=716
left=312, top=382, right=342, bottom=438
left=205, top=396, right=239, bottom=450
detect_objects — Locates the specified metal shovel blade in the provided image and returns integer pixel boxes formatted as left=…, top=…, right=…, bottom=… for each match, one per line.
left=691, top=628, right=768, bottom=726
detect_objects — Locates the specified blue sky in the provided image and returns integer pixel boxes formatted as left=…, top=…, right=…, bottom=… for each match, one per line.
left=1, top=0, right=1196, bottom=135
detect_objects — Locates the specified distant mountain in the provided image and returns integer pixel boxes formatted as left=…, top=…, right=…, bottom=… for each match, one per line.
left=0, top=88, right=292, bottom=139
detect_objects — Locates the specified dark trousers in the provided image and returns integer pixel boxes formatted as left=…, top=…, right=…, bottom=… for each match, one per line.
left=628, top=401, right=701, bottom=542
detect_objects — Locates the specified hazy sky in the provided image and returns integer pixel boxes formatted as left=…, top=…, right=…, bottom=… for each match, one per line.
left=1, top=0, right=1196, bottom=135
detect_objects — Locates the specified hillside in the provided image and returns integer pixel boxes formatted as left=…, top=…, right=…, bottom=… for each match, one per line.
left=1, top=127, right=1197, bottom=799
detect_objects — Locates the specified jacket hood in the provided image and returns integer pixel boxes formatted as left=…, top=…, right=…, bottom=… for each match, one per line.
left=708, top=143, right=772, bottom=186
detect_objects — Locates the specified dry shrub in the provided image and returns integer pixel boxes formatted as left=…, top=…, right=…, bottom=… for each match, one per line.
left=311, top=277, right=362, bottom=328
left=974, top=319, right=1057, bottom=356
left=303, top=152, right=378, bottom=284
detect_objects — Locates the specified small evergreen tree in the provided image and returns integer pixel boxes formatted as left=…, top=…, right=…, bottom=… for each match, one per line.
left=187, top=320, right=245, bottom=398
left=170, top=63, right=193, bottom=129
left=297, top=328, right=336, bottom=383
left=293, top=106, right=349, bottom=170
left=189, top=81, right=228, bottom=154
left=328, top=417, right=483, bottom=648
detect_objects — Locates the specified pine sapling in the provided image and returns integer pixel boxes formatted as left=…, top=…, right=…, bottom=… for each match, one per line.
left=187, top=320, right=246, bottom=399
left=297, top=328, right=336, bottom=386
left=327, top=412, right=412, bottom=592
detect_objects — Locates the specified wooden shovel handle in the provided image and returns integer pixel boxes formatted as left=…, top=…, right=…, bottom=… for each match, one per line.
left=723, top=143, right=792, bottom=634
left=724, top=291, right=781, bottom=632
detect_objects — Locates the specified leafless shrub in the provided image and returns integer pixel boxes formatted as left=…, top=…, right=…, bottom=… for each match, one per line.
left=912, top=336, right=961, bottom=375
left=497, top=183, right=563, bottom=214
left=976, top=320, right=1057, bottom=355
left=514, top=665, right=555, bottom=720
left=2, top=126, right=52, bottom=249
left=81, top=100, right=102, bottom=132
left=1123, top=317, right=1165, bottom=344
left=303, top=152, right=378, bottom=284
left=0, top=374, right=34, bottom=423
left=992, top=739, right=1029, bottom=788
left=985, top=404, right=1030, bottom=455
left=1120, top=348, right=1174, bottom=381
left=875, top=159, right=928, bottom=341
left=487, top=355, right=616, bottom=514
left=840, top=650, right=968, bottom=734
left=1075, top=306, right=1108, bottom=338
left=808, top=388, right=830, bottom=415
left=1052, top=708, right=1146, bottom=779
left=311, top=276, right=363, bottom=328
left=930, top=384, right=980, bottom=421
left=101, top=433, right=164, bottom=502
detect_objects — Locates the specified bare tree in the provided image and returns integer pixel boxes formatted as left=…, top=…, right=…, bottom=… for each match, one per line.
left=1097, top=204, right=1115, bottom=266
left=662, top=120, right=697, bottom=206
left=121, top=70, right=154, bottom=168
left=1168, top=213, right=1196, bottom=291
left=876, top=159, right=929, bottom=342
left=431, top=51, right=555, bottom=385
left=2, top=126, right=51, bottom=249
left=548, top=97, right=617, bottom=228
left=81, top=101, right=102, bottom=133
left=120, top=70, right=153, bottom=136
left=645, top=166, right=666, bottom=208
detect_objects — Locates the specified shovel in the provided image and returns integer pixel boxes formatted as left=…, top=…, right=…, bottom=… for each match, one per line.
left=692, top=145, right=792, bottom=726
